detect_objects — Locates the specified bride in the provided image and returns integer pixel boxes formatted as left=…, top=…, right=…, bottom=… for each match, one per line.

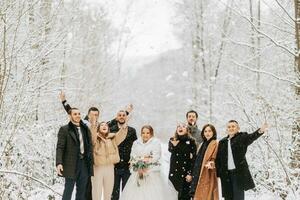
left=120, top=125, right=177, bottom=200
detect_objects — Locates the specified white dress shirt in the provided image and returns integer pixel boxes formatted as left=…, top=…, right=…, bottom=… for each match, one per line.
left=227, top=138, right=236, bottom=170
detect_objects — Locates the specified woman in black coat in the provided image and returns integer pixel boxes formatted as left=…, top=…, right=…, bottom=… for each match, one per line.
left=169, top=123, right=197, bottom=200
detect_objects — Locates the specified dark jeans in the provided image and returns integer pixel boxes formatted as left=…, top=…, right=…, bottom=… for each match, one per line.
left=225, top=170, right=245, bottom=200
left=62, top=159, right=89, bottom=200
left=111, top=168, right=131, bottom=200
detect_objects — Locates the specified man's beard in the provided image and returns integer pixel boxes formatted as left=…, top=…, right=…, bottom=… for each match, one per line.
left=71, top=119, right=80, bottom=125
left=118, top=121, right=125, bottom=125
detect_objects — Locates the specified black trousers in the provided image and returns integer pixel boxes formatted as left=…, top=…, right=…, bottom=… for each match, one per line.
left=225, top=170, right=245, bottom=200
left=111, top=168, right=131, bottom=200
left=62, top=158, right=89, bottom=200
left=177, top=180, right=192, bottom=200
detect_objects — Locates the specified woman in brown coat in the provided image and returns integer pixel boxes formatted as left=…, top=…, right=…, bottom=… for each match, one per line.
left=190, top=124, right=219, bottom=200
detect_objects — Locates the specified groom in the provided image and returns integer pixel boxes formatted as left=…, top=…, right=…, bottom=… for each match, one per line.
left=110, top=110, right=137, bottom=200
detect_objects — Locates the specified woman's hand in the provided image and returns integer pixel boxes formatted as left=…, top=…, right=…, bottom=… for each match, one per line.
left=143, top=156, right=152, bottom=163
left=205, top=161, right=215, bottom=169
left=138, top=168, right=148, bottom=179
left=170, top=137, right=179, bottom=146
left=185, top=175, right=192, bottom=182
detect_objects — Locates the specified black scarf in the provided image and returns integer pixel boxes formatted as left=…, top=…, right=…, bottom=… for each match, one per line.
left=190, top=138, right=214, bottom=196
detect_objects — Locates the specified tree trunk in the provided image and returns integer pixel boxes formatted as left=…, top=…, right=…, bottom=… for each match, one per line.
left=291, top=0, right=300, bottom=178
left=0, top=3, right=8, bottom=111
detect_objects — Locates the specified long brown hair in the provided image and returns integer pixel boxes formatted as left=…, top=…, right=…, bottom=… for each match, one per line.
left=200, top=124, right=217, bottom=141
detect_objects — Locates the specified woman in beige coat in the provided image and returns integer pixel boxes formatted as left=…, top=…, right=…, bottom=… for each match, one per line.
left=91, top=121, right=127, bottom=200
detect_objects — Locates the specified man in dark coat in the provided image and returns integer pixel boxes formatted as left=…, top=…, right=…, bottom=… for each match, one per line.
left=59, top=92, right=136, bottom=200
left=216, top=120, right=268, bottom=200
left=110, top=110, right=137, bottom=200
left=56, top=108, right=94, bottom=200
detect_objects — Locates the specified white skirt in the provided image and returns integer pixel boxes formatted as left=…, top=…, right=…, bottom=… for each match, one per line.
left=120, top=171, right=177, bottom=200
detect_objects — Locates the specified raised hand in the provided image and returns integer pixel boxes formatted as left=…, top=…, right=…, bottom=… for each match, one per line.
left=170, top=138, right=179, bottom=146
left=126, top=104, right=133, bottom=113
left=259, top=122, right=269, bottom=134
left=59, top=91, right=66, bottom=102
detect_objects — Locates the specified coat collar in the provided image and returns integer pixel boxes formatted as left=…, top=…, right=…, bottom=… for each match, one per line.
left=199, top=140, right=218, bottom=177
left=226, top=132, right=241, bottom=140
left=68, top=121, right=79, bottom=144
left=136, top=137, right=156, bottom=145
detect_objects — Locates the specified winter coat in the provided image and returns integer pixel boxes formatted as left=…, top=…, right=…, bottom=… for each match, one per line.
left=188, top=124, right=203, bottom=145
left=216, top=129, right=263, bottom=199
left=130, top=137, right=161, bottom=172
left=56, top=121, right=94, bottom=178
left=168, top=135, right=197, bottom=192
left=110, top=124, right=137, bottom=169
left=91, top=126, right=127, bottom=166
left=193, top=140, right=219, bottom=200
left=61, top=100, right=137, bottom=169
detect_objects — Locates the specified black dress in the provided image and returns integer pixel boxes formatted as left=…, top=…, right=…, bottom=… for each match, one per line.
left=168, top=135, right=197, bottom=200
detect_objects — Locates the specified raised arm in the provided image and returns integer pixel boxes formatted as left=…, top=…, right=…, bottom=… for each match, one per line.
left=115, top=126, right=128, bottom=145
left=108, top=104, right=133, bottom=128
left=90, top=124, right=98, bottom=146
left=168, top=137, right=179, bottom=153
left=244, top=123, right=268, bottom=146
left=59, top=91, right=71, bottom=114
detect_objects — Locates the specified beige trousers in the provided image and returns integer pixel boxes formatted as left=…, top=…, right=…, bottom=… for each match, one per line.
left=92, top=164, right=115, bottom=200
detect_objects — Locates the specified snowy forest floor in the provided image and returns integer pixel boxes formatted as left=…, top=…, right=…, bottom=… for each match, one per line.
left=26, top=144, right=287, bottom=200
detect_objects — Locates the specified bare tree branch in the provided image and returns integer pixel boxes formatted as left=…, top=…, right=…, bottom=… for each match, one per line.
left=231, top=60, right=299, bottom=87
left=0, top=170, right=62, bottom=196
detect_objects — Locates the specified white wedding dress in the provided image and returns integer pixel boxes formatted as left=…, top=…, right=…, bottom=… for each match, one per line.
left=120, top=137, right=177, bottom=200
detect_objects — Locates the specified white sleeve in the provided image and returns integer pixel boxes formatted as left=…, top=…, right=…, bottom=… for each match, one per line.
left=151, top=139, right=161, bottom=163
left=130, top=141, right=138, bottom=159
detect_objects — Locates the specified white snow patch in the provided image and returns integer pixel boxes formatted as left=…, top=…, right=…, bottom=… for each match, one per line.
left=165, top=75, right=173, bottom=81
left=182, top=71, right=188, bottom=77
left=166, top=92, right=174, bottom=97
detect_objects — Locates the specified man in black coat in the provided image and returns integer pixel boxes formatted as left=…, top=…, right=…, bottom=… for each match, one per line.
left=216, top=120, right=268, bottom=200
left=110, top=110, right=137, bottom=200
left=56, top=108, right=94, bottom=200
left=59, top=92, right=136, bottom=200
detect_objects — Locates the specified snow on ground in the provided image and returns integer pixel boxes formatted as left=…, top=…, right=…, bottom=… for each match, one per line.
left=28, top=142, right=285, bottom=199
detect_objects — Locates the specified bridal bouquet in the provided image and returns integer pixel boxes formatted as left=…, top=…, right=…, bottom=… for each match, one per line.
left=130, top=152, right=160, bottom=186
